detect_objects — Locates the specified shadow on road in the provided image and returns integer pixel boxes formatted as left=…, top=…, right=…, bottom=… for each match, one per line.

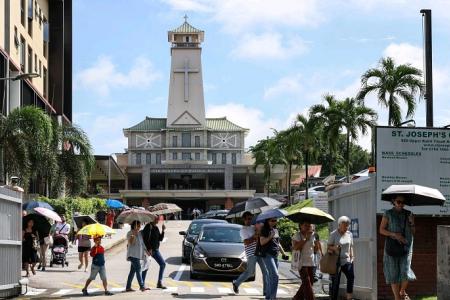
left=166, top=256, right=182, bottom=265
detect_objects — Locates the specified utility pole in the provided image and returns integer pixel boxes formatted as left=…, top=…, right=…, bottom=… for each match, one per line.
left=421, top=9, right=433, bottom=127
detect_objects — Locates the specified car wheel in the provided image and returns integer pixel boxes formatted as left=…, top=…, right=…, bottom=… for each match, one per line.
left=190, top=271, right=199, bottom=279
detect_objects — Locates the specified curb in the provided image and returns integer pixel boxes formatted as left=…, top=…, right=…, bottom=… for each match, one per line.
left=103, top=235, right=127, bottom=251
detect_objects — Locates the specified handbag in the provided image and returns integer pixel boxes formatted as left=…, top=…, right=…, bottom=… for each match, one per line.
left=385, top=212, right=409, bottom=257
left=291, top=249, right=301, bottom=271
left=320, top=251, right=339, bottom=275
left=44, top=235, right=53, bottom=246
left=254, top=237, right=266, bottom=257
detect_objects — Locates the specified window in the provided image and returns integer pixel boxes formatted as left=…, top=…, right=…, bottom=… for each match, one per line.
left=14, top=27, right=19, bottom=48
left=38, top=8, right=42, bottom=28
left=27, top=46, right=33, bottom=74
left=182, top=152, right=191, bottom=161
left=156, top=153, right=161, bottom=164
left=212, top=153, right=217, bottom=164
left=34, top=1, right=38, bottom=19
left=43, top=18, right=49, bottom=58
left=172, top=135, right=178, bottom=147
left=182, top=133, right=191, bottom=147
left=232, top=153, right=237, bottom=165
left=34, top=54, right=37, bottom=72
left=136, top=153, right=141, bottom=165
left=20, top=36, right=26, bottom=72
left=195, top=136, right=200, bottom=147
left=43, top=67, right=47, bottom=97
left=221, top=153, right=227, bottom=164
left=28, top=0, right=33, bottom=19
left=173, top=152, right=178, bottom=160
left=38, top=60, right=41, bottom=76
left=21, top=0, right=26, bottom=26
left=146, top=153, right=151, bottom=164
left=195, top=153, right=200, bottom=160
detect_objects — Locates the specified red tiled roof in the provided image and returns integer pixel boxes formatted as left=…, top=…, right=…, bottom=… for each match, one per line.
left=291, top=165, right=322, bottom=185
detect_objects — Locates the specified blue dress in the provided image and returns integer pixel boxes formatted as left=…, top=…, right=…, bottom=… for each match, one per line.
left=382, top=208, right=416, bottom=284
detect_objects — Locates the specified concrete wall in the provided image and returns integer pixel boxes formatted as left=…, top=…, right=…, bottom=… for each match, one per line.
left=437, top=226, right=450, bottom=300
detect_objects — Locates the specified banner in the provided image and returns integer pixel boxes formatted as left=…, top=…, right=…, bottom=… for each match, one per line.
left=376, top=127, right=450, bottom=215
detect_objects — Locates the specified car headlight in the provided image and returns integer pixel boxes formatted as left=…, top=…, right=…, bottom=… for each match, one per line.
left=193, top=246, right=206, bottom=259
left=239, top=251, right=247, bottom=262
left=184, top=239, right=193, bottom=247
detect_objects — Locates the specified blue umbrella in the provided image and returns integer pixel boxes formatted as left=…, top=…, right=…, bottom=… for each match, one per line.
left=106, top=199, right=124, bottom=209
left=255, top=208, right=288, bottom=223
left=22, top=201, right=54, bottom=211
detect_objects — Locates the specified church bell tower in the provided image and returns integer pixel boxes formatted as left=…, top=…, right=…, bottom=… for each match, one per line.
left=167, top=16, right=206, bottom=128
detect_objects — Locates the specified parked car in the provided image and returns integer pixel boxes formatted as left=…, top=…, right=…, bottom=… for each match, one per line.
left=179, top=218, right=227, bottom=263
left=197, top=209, right=229, bottom=220
left=190, top=223, right=252, bottom=280
left=294, top=185, right=326, bottom=201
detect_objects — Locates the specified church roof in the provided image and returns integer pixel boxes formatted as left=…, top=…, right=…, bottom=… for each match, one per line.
left=170, top=21, right=203, bottom=34
left=124, top=117, right=248, bottom=132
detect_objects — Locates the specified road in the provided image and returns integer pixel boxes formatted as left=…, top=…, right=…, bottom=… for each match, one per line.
left=18, top=221, right=329, bottom=299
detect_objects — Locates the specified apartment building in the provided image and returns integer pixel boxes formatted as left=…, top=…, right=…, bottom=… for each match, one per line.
left=0, top=0, right=72, bottom=121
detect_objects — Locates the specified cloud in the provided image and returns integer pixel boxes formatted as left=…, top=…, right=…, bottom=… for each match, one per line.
left=264, top=74, right=302, bottom=100
left=383, top=43, right=423, bottom=69
left=206, top=103, right=286, bottom=147
left=75, top=56, right=161, bottom=96
left=162, top=0, right=211, bottom=12
left=231, top=33, right=308, bottom=60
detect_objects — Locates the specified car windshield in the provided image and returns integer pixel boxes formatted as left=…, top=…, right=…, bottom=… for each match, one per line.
left=199, top=228, right=242, bottom=243
left=188, top=222, right=213, bottom=235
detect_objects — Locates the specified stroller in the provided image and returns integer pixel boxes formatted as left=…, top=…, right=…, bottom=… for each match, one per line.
left=50, top=234, right=69, bottom=268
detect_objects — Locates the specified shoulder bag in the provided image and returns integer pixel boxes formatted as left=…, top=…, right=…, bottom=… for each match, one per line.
left=320, top=247, right=340, bottom=275
left=385, top=211, right=409, bottom=257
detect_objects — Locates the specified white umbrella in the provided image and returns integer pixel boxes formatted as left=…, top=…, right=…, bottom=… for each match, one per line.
left=381, top=184, right=446, bottom=206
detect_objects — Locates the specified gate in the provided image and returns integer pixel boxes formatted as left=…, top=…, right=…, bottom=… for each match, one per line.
left=0, top=186, right=22, bottom=298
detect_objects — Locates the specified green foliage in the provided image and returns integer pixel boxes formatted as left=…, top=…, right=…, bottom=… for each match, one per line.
left=277, top=218, right=298, bottom=252
left=37, top=196, right=107, bottom=225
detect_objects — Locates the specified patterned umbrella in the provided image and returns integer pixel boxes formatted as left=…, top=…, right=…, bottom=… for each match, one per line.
left=148, top=203, right=182, bottom=215
left=33, top=207, right=62, bottom=222
left=116, top=208, right=156, bottom=224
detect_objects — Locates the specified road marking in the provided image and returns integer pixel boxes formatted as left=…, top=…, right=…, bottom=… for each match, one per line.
left=184, top=281, right=194, bottom=287
left=110, top=287, right=125, bottom=292
left=63, top=282, right=84, bottom=289
left=241, top=283, right=251, bottom=288
left=51, top=289, right=73, bottom=296
left=243, top=288, right=260, bottom=294
left=202, top=282, right=213, bottom=288
left=278, top=288, right=288, bottom=295
left=218, top=287, right=232, bottom=294
left=191, top=287, right=205, bottom=293
left=92, top=283, right=103, bottom=289
left=108, top=281, right=122, bottom=288
left=164, top=287, right=178, bottom=293
left=26, top=289, right=46, bottom=296
left=174, top=264, right=187, bottom=281
left=87, top=288, right=99, bottom=293
left=219, top=282, right=229, bottom=288
left=279, top=283, right=291, bottom=289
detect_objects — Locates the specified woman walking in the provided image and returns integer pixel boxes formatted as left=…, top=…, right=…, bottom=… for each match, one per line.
left=125, top=220, right=146, bottom=292
left=77, top=220, right=91, bottom=272
left=140, top=223, right=152, bottom=288
left=379, top=195, right=415, bottom=300
left=328, top=216, right=355, bottom=300
left=148, top=217, right=167, bottom=289
left=22, top=219, right=39, bottom=276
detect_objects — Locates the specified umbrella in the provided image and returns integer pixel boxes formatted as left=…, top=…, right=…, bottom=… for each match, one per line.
left=23, top=214, right=51, bottom=238
left=255, top=208, right=288, bottom=223
left=381, top=184, right=446, bottom=206
left=287, top=207, right=335, bottom=224
left=116, top=208, right=156, bottom=224
left=33, top=207, right=62, bottom=222
left=226, top=197, right=283, bottom=219
left=77, top=223, right=115, bottom=237
left=148, top=203, right=182, bottom=215
left=22, top=201, right=54, bottom=212
left=106, top=199, right=124, bottom=209
left=73, top=215, right=97, bottom=231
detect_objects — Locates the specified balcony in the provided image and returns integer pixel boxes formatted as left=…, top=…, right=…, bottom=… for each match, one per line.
left=171, top=42, right=200, bottom=48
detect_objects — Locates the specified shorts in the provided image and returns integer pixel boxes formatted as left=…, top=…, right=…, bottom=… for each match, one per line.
left=89, top=264, right=107, bottom=281
left=78, top=246, right=90, bottom=253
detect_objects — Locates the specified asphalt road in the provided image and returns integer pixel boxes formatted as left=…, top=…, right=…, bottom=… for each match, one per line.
left=18, top=221, right=329, bottom=300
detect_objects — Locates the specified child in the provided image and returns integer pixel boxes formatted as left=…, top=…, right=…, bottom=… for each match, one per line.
left=82, top=236, right=113, bottom=296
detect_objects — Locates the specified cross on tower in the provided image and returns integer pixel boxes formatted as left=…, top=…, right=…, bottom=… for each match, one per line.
left=184, top=14, right=188, bottom=22
left=174, top=59, right=199, bottom=102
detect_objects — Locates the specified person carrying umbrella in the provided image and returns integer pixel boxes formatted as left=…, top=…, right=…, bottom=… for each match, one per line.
left=125, top=220, right=146, bottom=292
left=77, top=219, right=92, bottom=272
left=147, top=217, right=167, bottom=289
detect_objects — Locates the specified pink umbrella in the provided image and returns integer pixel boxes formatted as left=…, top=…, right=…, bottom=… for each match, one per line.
left=33, top=207, right=62, bottom=222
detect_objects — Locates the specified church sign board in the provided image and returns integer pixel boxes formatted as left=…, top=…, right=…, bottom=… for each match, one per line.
left=376, top=126, right=450, bottom=215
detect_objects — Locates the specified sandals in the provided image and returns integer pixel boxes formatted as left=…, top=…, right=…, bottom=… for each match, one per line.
left=400, top=292, right=411, bottom=300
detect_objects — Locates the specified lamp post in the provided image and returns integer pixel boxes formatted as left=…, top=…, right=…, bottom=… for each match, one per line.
left=398, top=119, right=416, bottom=127
left=107, top=153, right=116, bottom=197
left=0, top=72, right=40, bottom=81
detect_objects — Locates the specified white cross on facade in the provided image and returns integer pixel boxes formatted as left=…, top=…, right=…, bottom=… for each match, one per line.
left=174, top=59, right=199, bottom=102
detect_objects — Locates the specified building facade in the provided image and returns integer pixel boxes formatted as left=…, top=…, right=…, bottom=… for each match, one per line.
left=0, top=0, right=72, bottom=121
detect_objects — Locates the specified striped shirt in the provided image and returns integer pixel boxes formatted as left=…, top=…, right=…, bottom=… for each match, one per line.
left=240, top=225, right=257, bottom=258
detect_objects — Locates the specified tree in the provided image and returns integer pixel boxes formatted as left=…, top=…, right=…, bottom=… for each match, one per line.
left=294, top=114, right=322, bottom=199
left=273, top=129, right=302, bottom=204
left=249, top=137, right=279, bottom=196
left=357, top=57, right=424, bottom=126
left=310, top=94, right=341, bottom=175
left=336, top=98, right=377, bottom=182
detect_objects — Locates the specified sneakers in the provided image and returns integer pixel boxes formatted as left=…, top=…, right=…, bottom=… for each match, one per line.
left=104, top=291, right=113, bottom=296
left=41, top=267, right=46, bottom=271
left=232, top=281, right=239, bottom=294
left=82, top=288, right=89, bottom=296
left=78, top=263, right=82, bottom=270
left=157, top=283, right=167, bottom=289
left=125, top=288, right=135, bottom=292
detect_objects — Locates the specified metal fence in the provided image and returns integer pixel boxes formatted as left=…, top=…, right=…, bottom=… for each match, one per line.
left=328, top=176, right=377, bottom=300
left=0, top=186, right=22, bottom=298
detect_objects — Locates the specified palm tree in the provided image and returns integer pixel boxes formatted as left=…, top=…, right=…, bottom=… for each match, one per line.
left=273, top=129, right=302, bottom=204
left=294, top=114, right=322, bottom=199
left=357, top=57, right=424, bottom=126
left=310, top=94, right=341, bottom=175
left=250, top=137, right=278, bottom=196
left=337, top=98, right=377, bottom=182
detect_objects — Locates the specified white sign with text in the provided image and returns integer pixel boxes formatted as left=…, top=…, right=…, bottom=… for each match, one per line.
left=376, top=127, right=450, bottom=215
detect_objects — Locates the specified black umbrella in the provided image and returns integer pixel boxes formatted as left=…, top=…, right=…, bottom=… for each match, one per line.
left=73, top=215, right=97, bottom=231
left=226, top=197, right=282, bottom=219
left=23, top=214, right=51, bottom=238
left=381, top=184, right=446, bottom=206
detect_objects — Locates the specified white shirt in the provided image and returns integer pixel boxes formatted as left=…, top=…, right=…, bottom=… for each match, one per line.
left=292, top=231, right=315, bottom=267
left=240, top=225, right=257, bottom=257
left=54, top=222, right=70, bottom=235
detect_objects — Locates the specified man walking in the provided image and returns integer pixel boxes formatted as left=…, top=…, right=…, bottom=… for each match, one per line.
left=232, top=212, right=268, bottom=296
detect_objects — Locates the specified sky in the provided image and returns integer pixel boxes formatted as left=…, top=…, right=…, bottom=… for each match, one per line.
left=73, top=0, right=450, bottom=155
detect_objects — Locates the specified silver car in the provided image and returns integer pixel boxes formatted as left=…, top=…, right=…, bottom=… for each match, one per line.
left=190, top=223, right=250, bottom=279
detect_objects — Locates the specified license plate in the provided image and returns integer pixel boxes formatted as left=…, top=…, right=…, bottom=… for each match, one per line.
left=213, top=263, right=233, bottom=269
